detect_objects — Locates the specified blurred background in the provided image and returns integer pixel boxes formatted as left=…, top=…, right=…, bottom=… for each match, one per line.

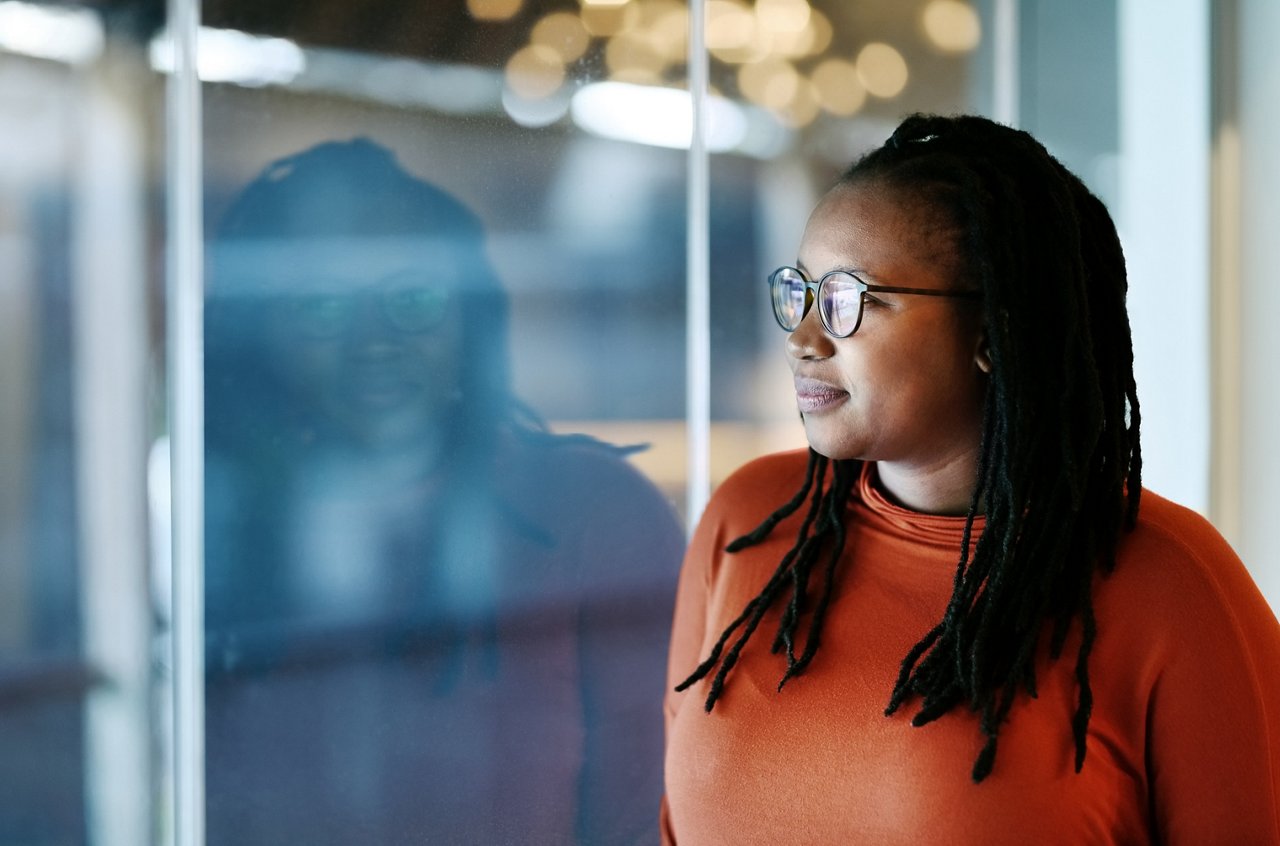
left=0, top=0, right=1276, bottom=843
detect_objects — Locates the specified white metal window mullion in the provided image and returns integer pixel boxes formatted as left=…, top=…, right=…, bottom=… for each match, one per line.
left=165, top=0, right=205, bottom=841
left=74, top=51, right=152, bottom=846
left=686, top=0, right=710, bottom=532
left=993, top=0, right=1019, bottom=126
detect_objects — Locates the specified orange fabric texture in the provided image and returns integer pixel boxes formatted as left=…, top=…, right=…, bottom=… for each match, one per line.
left=662, top=451, right=1280, bottom=845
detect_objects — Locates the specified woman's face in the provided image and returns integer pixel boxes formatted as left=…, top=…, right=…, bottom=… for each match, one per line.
left=267, top=264, right=464, bottom=449
left=787, top=180, right=988, bottom=491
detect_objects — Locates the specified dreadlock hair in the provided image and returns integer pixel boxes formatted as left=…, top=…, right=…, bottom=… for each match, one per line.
left=675, top=113, right=1142, bottom=783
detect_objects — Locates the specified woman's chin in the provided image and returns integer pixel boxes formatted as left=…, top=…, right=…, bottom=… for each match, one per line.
left=799, top=423, right=864, bottom=463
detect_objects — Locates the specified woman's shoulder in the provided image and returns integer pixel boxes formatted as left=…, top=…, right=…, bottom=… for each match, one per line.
left=689, top=450, right=824, bottom=555
left=497, top=429, right=665, bottom=494
left=1128, top=490, right=1238, bottom=562
left=499, top=433, right=679, bottom=528
left=1122, top=489, right=1249, bottom=588
left=1104, top=488, right=1278, bottom=647
left=1099, top=491, right=1280, bottom=833
left=709, top=449, right=815, bottom=511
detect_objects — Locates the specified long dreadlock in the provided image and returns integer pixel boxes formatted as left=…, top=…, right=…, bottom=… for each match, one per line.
left=675, top=114, right=1142, bottom=783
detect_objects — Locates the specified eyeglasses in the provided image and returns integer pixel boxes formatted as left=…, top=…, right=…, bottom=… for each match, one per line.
left=769, top=265, right=982, bottom=338
left=288, top=284, right=451, bottom=340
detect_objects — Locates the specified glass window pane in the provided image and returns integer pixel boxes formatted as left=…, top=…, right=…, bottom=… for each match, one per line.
left=199, top=3, right=686, bottom=842
left=0, top=50, right=86, bottom=842
left=0, top=4, right=159, bottom=844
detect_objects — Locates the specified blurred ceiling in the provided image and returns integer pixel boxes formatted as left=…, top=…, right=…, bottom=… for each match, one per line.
left=70, top=0, right=980, bottom=140
left=201, top=0, right=514, bottom=66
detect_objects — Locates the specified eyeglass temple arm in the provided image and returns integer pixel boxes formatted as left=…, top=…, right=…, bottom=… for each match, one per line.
left=864, top=283, right=982, bottom=299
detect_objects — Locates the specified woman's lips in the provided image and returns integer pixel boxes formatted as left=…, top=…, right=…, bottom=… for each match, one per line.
left=794, top=376, right=849, bottom=414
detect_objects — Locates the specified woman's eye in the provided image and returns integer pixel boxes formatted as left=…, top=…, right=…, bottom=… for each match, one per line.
left=293, top=297, right=350, bottom=338
left=387, top=288, right=448, bottom=332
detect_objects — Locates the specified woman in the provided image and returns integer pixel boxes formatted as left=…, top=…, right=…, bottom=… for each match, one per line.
left=662, top=114, right=1280, bottom=844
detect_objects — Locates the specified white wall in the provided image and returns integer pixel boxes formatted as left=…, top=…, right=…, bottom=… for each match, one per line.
left=1117, top=0, right=1211, bottom=516
left=1237, top=0, right=1280, bottom=606
left=1117, top=1, right=1277, bottom=611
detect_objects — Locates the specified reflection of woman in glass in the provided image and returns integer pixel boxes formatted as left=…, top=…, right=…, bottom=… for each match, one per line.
left=205, top=138, right=682, bottom=844
left=662, top=115, right=1280, bottom=843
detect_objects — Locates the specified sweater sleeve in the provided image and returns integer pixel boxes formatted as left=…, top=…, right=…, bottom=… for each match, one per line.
left=659, top=451, right=812, bottom=845
left=1138, top=509, right=1280, bottom=844
left=659, top=491, right=724, bottom=846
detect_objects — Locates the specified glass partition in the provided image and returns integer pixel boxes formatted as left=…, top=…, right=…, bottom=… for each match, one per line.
left=0, top=2, right=1013, bottom=843
left=197, top=2, right=686, bottom=842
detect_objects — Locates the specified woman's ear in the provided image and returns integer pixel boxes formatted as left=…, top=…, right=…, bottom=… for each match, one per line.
left=975, top=334, right=993, bottom=374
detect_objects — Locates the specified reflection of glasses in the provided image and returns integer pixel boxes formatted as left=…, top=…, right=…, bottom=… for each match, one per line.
left=769, top=265, right=982, bottom=338
left=290, top=285, right=451, bottom=340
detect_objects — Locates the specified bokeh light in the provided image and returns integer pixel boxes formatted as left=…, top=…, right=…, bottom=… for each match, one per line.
left=706, top=0, right=759, bottom=64
left=505, top=43, right=566, bottom=99
left=606, top=30, right=666, bottom=78
left=855, top=42, right=908, bottom=98
left=637, top=0, right=687, bottom=63
left=754, top=0, right=811, bottom=35
left=636, top=0, right=685, bottom=28
left=580, top=1, right=640, bottom=36
left=763, top=7, right=832, bottom=59
left=467, top=0, right=523, bottom=22
left=774, top=78, right=819, bottom=128
left=805, top=8, right=834, bottom=54
left=609, top=66, right=664, bottom=85
left=502, top=84, right=572, bottom=127
left=499, top=0, right=932, bottom=130
left=921, top=0, right=981, bottom=54
left=531, top=12, right=591, bottom=63
left=810, top=58, right=866, bottom=116
left=737, top=57, right=797, bottom=108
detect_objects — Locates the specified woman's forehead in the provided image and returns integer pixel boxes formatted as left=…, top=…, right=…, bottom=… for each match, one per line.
left=208, top=235, right=474, bottom=296
left=800, top=182, right=958, bottom=285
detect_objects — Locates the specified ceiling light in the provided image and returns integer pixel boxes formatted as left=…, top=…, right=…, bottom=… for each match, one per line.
left=150, top=26, right=305, bottom=87
left=570, top=81, right=747, bottom=152
left=0, top=1, right=103, bottom=65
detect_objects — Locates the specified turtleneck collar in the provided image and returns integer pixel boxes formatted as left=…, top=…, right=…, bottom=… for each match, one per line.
left=854, top=461, right=986, bottom=552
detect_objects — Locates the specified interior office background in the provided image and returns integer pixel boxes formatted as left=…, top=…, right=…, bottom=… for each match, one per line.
left=0, top=0, right=1276, bottom=843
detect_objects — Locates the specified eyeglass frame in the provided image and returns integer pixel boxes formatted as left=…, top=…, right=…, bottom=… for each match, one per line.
left=282, top=277, right=454, bottom=340
left=769, top=265, right=983, bottom=339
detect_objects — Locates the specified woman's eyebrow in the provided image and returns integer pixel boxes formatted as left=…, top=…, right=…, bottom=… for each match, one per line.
left=816, top=263, right=880, bottom=282
left=797, top=260, right=872, bottom=278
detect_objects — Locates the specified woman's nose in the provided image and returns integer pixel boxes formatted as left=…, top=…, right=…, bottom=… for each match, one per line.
left=786, top=307, right=835, bottom=361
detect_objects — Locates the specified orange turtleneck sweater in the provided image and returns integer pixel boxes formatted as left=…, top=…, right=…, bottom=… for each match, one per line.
left=662, top=451, right=1280, bottom=845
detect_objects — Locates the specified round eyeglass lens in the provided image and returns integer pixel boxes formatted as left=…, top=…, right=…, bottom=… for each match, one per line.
left=820, top=272, right=864, bottom=337
left=385, top=286, right=449, bottom=333
left=771, top=267, right=807, bottom=330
